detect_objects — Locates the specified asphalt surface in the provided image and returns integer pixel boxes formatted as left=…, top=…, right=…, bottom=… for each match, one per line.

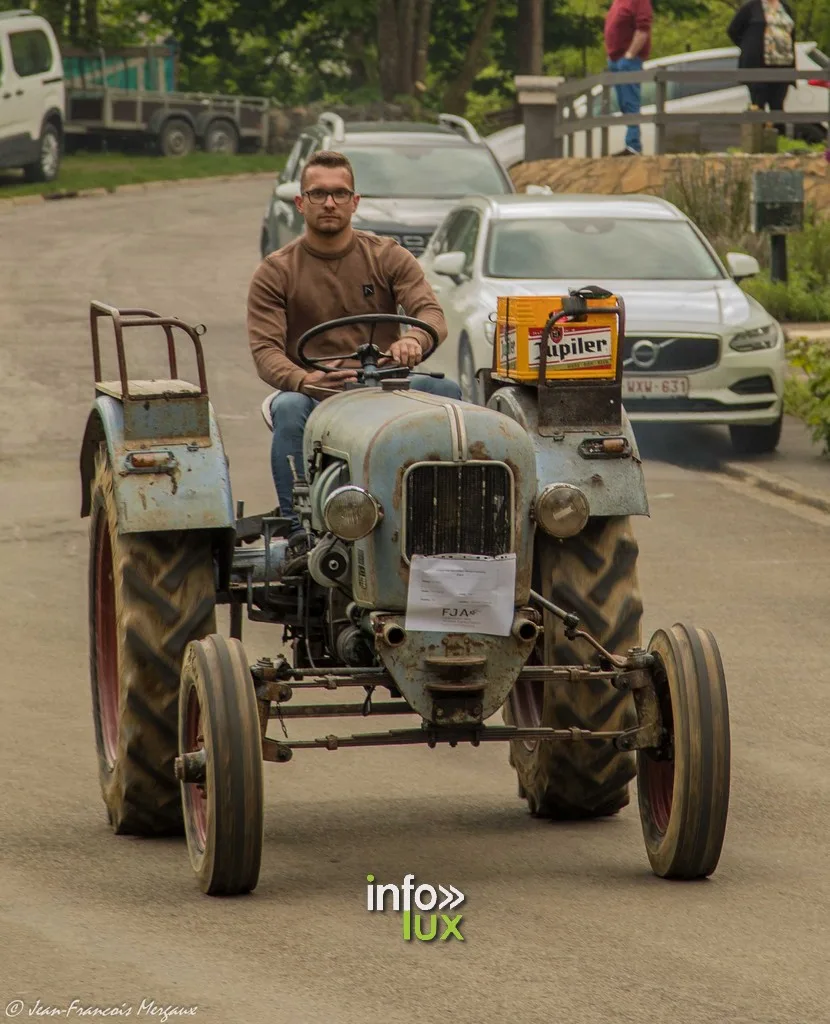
left=1, top=181, right=829, bottom=1024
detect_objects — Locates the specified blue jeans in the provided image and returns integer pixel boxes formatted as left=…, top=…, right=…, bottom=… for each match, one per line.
left=608, top=56, right=643, bottom=153
left=270, top=375, right=463, bottom=533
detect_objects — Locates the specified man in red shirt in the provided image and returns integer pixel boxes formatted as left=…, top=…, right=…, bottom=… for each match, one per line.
left=604, top=0, right=654, bottom=154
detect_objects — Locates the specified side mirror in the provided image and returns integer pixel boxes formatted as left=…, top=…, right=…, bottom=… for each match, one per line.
left=525, top=184, right=553, bottom=195
left=275, top=180, right=301, bottom=202
left=726, top=252, right=760, bottom=281
left=433, top=251, right=467, bottom=279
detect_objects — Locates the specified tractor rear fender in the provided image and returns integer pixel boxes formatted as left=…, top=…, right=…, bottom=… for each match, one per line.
left=488, top=386, right=650, bottom=518
left=79, top=395, right=236, bottom=579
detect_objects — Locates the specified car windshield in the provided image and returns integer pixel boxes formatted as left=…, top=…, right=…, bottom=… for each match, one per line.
left=341, top=144, right=508, bottom=198
left=485, top=217, right=724, bottom=280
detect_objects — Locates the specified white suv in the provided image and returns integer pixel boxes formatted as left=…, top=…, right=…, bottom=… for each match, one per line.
left=0, top=9, right=64, bottom=182
left=419, top=193, right=787, bottom=455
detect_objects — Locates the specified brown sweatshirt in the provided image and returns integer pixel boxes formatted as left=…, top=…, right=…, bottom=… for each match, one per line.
left=247, top=230, right=448, bottom=401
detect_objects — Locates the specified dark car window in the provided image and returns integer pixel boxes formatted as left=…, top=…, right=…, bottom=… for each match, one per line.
left=428, top=213, right=455, bottom=256
left=667, top=56, right=739, bottom=100
left=444, top=210, right=477, bottom=253
left=10, top=29, right=54, bottom=77
left=454, top=212, right=480, bottom=275
left=281, top=137, right=306, bottom=183
left=340, top=143, right=509, bottom=198
left=294, top=135, right=318, bottom=181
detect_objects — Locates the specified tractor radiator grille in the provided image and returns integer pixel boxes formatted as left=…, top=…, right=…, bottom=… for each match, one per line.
left=404, top=463, right=513, bottom=559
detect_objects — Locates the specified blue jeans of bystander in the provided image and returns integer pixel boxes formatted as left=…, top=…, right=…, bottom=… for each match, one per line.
left=608, top=56, right=644, bottom=153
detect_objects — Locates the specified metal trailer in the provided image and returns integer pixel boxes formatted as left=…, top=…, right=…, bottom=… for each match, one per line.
left=63, top=45, right=270, bottom=156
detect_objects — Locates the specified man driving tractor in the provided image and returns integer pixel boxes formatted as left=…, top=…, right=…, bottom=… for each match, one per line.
left=247, top=150, right=461, bottom=556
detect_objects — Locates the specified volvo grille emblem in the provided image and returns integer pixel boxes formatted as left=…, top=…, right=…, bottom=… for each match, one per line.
left=630, top=339, right=659, bottom=370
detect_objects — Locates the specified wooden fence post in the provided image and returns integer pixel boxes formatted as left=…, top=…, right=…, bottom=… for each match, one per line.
left=655, top=71, right=666, bottom=156
left=515, top=76, right=565, bottom=161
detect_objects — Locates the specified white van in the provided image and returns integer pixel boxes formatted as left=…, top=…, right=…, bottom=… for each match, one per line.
left=0, top=9, right=64, bottom=182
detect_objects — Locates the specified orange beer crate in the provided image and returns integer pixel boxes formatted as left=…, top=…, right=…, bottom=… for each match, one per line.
left=493, top=294, right=622, bottom=383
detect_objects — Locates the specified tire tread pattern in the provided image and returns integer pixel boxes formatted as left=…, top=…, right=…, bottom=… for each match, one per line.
left=507, top=517, right=643, bottom=819
left=89, top=453, right=216, bottom=836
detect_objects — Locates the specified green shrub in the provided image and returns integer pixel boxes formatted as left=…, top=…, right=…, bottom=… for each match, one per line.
left=662, top=162, right=830, bottom=320
left=776, top=136, right=826, bottom=155
left=743, top=272, right=830, bottom=321
left=662, top=158, right=765, bottom=263
left=785, top=337, right=830, bottom=453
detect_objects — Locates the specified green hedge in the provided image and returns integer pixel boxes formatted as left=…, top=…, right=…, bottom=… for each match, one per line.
left=785, top=338, right=830, bottom=454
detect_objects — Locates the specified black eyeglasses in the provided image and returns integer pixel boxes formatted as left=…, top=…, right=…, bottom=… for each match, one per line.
left=303, top=188, right=355, bottom=205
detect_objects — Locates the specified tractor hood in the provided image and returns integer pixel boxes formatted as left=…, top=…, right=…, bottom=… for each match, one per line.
left=304, top=386, right=538, bottom=610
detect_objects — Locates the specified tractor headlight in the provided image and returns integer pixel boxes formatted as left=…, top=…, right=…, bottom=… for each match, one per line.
left=323, top=485, right=383, bottom=541
left=730, top=323, right=780, bottom=352
left=535, top=483, right=590, bottom=539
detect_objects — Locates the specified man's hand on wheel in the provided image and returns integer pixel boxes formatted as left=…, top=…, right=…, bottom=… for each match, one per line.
left=388, top=337, right=423, bottom=369
left=301, top=368, right=358, bottom=392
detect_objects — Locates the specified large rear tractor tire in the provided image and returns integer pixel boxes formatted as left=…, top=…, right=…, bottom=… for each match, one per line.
left=89, top=450, right=217, bottom=835
left=506, top=517, right=642, bottom=819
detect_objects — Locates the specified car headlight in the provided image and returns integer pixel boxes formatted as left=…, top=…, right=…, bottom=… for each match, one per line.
left=535, top=483, right=590, bottom=539
left=730, top=323, right=780, bottom=352
left=483, top=319, right=496, bottom=345
left=323, top=485, right=383, bottom=541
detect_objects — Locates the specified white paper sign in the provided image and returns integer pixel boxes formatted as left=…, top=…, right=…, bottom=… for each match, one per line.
left=405, top=554, right=517, bottom=637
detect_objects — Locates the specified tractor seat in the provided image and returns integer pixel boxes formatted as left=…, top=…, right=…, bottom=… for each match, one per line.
left=260, top=391, right=279, bottom=431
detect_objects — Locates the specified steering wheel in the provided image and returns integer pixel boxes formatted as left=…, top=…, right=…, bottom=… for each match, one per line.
left=295, top=314, right=440, bottom=382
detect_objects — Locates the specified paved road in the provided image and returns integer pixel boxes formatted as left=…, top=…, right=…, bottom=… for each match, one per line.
left=1, top=183, right=829, bottom=1024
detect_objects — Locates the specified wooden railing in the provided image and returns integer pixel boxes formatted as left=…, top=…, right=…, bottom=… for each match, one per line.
left=515, top=68, right=830, bottom=160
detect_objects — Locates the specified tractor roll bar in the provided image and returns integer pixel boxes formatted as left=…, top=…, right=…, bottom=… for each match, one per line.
left=89, top=300, right=209, bottom=399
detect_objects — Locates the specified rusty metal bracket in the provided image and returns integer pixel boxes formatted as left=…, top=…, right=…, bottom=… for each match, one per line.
left=268, top=701, right=413, bottom=719
left=529, top=590, right=655, bottom=673
left=256, top=680, right=294, bottom=704
left=278, top=724, right=646, bottom=752
left=262, top=738, right=293, bottom=763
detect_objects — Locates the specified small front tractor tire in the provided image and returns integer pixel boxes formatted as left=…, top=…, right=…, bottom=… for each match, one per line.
left=179, top=634, right=264, bottom=896
left=637, top=623, right=731, bottom=879
left=89, top=450, right=217, bottom=835
left=506, top=517, right=642, bottom=819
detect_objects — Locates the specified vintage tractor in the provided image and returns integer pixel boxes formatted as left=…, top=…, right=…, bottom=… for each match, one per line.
left=80, top=291, right=730, bottom=896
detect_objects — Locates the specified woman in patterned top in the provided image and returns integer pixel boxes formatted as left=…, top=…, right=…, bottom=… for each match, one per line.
left=728, top=0, right=796, bottom=131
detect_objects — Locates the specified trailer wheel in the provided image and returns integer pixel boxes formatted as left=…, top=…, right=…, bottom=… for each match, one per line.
left=88, top=450, right=216, bottom=835
left=159, top=117, right=195, bottom=158
left=204, top=119, right=239, bottom=155
left=506, top=518, right=641, bottom=818
left=638, top=623, right=730, bottom=880
left=179, top=634, right=264, bottom=896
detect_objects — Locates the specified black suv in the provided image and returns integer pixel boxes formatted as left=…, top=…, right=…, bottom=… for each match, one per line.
left=259, top=112, right=516, bottom=258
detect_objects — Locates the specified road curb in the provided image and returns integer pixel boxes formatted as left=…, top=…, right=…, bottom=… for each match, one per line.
left=0, top=170, right=277, bottom=208
left=720, top=462, right=830, bottom=515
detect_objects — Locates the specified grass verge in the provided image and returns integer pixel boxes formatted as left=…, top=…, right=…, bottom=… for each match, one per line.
left=0, top=151, right=286, bottom=199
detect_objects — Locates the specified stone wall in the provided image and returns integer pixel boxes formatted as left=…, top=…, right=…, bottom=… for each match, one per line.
left=510, top=153, right=830, bottom=211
